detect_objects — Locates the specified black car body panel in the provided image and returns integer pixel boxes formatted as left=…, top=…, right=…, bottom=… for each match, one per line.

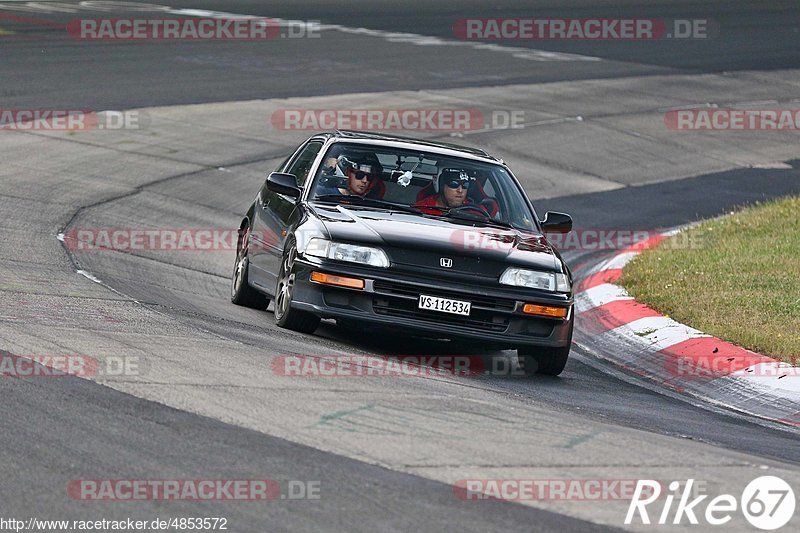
left=310, top=205, right=561, bottom=282
left=290, top=258, right=572, bottom=347
left=236, top=131, right=574, bottom=349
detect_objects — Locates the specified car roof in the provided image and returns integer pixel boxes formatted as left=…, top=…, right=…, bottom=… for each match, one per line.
left=313, top=130, right=503, bottom=165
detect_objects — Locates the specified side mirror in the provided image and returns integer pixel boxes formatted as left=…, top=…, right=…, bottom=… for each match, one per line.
left=266, top=172, right=301, bottom=199
left=540, top=211, right=573, bottom=233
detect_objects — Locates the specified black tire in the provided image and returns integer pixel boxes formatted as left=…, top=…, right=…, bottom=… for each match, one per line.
left=274, top=243, right=320, bottom=334
left=231, top=225, right=270, bottom=309
left=517, top=324, right=572, bottom=376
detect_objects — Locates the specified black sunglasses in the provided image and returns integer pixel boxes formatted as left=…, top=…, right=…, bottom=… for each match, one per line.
left=350, top=170, right=376, bottom=181
left=445, top=179, right=471, bottom=189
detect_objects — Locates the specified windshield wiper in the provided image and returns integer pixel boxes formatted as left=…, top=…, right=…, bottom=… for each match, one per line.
left=448, top=214, right=515, bottom=229
left=443, top=208, right=515, bottom=229
left=313, top=195, right=425, bottom=215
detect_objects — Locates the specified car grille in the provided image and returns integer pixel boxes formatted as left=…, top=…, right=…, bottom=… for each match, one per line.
left=372, top=280, right=514, bottom=332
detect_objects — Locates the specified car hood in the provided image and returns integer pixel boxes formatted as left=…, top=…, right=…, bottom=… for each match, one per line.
left=310, top=203, right=560, bottom=274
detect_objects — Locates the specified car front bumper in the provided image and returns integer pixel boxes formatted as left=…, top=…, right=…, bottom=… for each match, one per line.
left=290, top=258, right=573, bottom=348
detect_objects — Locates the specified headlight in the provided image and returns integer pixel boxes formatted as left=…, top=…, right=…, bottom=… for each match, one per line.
left=304, top=238, right=390, bottom=268
left=500, top=267, right=571, bottom=292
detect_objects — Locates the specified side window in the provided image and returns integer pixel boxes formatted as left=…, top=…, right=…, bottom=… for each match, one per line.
left=259, top=154, right=294, bottom=198
left=285, top=141, right=324, bottom=187
left=275, top=154, right=293, bottom=173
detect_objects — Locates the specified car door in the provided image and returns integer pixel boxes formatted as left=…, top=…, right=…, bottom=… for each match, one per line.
left=249, top=139, right=324, bottom=294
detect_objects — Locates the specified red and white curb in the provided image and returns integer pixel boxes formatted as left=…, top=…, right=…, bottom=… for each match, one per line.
left=573, top=230, right=800, bottom=427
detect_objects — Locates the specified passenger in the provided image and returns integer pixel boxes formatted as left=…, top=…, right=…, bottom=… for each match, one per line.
left=316, top=157, right=381, bottom=198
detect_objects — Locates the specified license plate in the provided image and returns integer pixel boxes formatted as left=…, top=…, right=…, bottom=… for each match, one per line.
left=418, top=294, right=471, bottom=316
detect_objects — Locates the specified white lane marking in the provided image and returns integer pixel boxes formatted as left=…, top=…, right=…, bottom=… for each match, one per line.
left=76, top=269, right=103, bottom=284
left=164, top=7, right=602, bottom=63
left=730, top=99, right=779, bottom=106
left=0, top=2, right=81, bottom=14
left=0, top=1, right=171, bottom=12
left=751, top=162, right=793, bottom=169
left=575, top=283, right=632, bottom=313
left=610, top=315, right=710, bottom=352
left=0, top=2, right=602, bottom=61
left=327, top=24, right=600, bottom=61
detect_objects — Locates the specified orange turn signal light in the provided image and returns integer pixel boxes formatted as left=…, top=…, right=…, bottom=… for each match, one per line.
left=310, top=271, right=365, bottom=290
left=522, top=303, right=569, bottom=318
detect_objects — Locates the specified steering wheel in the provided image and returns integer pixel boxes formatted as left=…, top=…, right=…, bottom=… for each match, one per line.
left=480, top=196, right=502, bottom=218
left=449, top=203, right=493, bottom=218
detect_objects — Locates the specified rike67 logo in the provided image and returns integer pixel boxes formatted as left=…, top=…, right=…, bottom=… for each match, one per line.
left=626, top=477, right=795, bottom=530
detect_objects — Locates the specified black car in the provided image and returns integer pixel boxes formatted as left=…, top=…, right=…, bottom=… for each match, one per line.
left=231, top=131, right=574, bottom=375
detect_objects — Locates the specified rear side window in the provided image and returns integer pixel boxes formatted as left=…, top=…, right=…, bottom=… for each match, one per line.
left=285, top=141, right=324, bottom=187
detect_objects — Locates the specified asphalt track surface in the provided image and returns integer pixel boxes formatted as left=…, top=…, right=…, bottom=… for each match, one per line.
left=1, top=0, right=799, bottom=108
left=1, top=1, right=800, bottom=532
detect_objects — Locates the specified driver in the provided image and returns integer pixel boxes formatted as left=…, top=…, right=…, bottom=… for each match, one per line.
left=416, top=168, right=473, bottom=209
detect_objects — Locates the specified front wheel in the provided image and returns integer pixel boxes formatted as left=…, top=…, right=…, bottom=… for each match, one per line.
left=517, top=324, right=572, bottom=376
left=274, top=243, right=320, bottom=334
left=518, top=345, right=570, bottom=376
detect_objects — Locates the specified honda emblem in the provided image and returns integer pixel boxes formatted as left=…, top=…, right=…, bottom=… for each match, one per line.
left=440, top=257, right=453, bottom=268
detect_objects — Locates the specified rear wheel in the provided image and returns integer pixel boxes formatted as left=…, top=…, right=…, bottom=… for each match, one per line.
left=517, top=324, right=572, bottom=376
left=231, top=225, right=270, bottom=309
left=274, top=243, right=320, bottom=334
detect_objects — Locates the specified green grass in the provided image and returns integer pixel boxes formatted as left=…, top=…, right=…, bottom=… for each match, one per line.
left=620, top=196, right=800, bottom=363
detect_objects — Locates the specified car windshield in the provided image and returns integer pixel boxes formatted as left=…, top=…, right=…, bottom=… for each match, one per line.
left=309, top=142, right=537, bottom=231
